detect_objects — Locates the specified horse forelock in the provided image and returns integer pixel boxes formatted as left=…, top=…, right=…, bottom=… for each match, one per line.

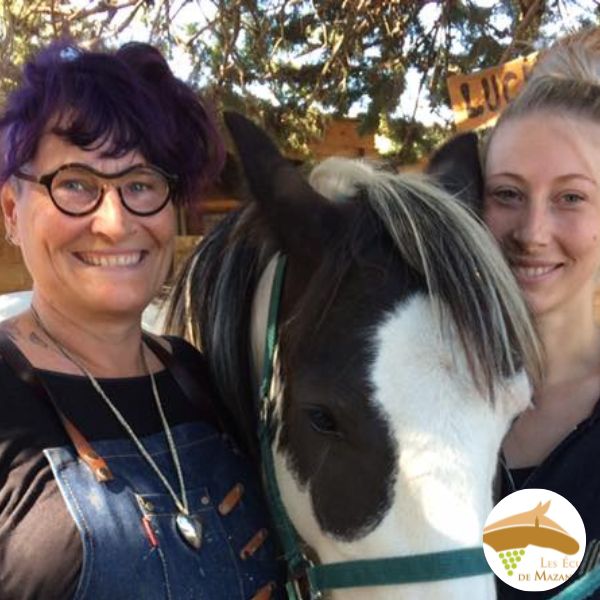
left=267, top=156, right=537, bottom=567
left=308, top=156, right=541, bottom=397
left=165, top=144, right=537, bottom=596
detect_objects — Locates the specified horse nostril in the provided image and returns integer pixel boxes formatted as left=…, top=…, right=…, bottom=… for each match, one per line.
left=306, top=406, right=341, bottom=437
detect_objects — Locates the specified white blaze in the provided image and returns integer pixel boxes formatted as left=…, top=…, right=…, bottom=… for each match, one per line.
left=272, top=294, right=530, bottom=600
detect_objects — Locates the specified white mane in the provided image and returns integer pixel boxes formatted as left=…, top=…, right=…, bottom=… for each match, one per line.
left=247, top=155, right=537, bottom=600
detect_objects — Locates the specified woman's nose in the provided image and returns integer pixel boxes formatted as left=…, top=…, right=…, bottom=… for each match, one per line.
left=89, top=185, right=132, bottom=240
left=510, top=202, right=550, bottom=249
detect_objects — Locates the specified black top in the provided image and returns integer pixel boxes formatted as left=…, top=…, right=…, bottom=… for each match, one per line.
left=508, top=466, right=536, bottom=490
left=496, top=398, right=600, bottom=599
left=0, top=338, right=219, bottom=600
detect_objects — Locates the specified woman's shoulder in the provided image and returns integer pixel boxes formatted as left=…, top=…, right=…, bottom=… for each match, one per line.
left=0, top=331, right=34, bottom=394
left=146, top=333, right=208, bottom=370
left=0, top=314, right=27, bottom=347
left=0, top=354, right=22, bottom=388
left=163, top=334, right=204, bottom=356
left=0, top=347, right=69, bottom=448
left=147, top=334, right=248, bottom=445
left=144, top=332, right=216, bottom=401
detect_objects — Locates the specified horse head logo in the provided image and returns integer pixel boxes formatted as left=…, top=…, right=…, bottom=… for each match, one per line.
left=484, top=500, right=579, bottom=554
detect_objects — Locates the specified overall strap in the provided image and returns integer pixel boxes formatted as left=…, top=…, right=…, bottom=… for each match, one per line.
left=0, top=332, right=113, bottom=482
left=142, top=334, right=229, bottom=435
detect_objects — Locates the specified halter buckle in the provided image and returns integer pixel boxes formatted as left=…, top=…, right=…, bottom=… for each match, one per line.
left=285, top=574, right=322, bottom=600
left=285, top=560, right=322, bottom=600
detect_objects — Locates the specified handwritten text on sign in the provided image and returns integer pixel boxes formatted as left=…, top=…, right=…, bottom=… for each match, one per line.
left=447, top=53, right=538, bottom=132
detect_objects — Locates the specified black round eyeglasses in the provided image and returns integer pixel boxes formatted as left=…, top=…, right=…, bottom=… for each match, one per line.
left=14, top=163, right=178, bottom=217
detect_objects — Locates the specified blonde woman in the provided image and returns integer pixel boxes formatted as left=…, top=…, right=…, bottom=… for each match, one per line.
left=483, top=29, right=600, bottom=598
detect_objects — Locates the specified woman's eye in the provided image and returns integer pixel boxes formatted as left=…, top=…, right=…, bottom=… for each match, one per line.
left=490, top=188, right=521, bottom=204
left=55, top=179, right=97, bottom=196
left=560, top=192, right=585, bottom=205
left=127, top=182, right=152, bottom=194
left=60, top=179, right=87, bottom=191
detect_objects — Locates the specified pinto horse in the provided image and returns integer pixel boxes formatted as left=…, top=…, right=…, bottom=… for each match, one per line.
left=166, top=113, right=541, bottom=599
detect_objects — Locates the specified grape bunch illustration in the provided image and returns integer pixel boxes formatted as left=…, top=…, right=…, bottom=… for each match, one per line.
left=498, top=549, right=526, bottom=577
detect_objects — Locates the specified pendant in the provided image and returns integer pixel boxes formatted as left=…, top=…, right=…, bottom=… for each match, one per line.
left=176, top=513, right=203, bottom=550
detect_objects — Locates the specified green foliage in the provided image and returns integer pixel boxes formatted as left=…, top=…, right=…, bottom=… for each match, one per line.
left=0, top=0, right=596, bottom=164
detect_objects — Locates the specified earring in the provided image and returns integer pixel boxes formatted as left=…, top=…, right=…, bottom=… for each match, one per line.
left=4, top=230, right=16, bottom=246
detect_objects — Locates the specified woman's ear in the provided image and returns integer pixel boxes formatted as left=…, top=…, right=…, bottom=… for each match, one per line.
left=1, top=180, right=20, bottom=245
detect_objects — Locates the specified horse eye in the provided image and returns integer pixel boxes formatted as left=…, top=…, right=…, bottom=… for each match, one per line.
left=306, top=406, right=341, bottom=437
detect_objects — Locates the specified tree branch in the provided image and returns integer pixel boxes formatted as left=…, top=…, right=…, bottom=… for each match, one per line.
left=500, top=0, right=545, bottom=62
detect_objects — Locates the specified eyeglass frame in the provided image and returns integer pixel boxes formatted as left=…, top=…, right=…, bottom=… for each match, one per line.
left=13, top=162, right=178, bottom=217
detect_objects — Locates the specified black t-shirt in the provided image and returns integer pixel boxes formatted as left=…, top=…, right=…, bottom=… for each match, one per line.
left=496, top=400, right=600, bottom=600
left=0, top=338, right=219, bottom=600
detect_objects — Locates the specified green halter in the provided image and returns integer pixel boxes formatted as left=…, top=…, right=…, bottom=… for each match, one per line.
left=258, top=254, right=600, bottom=599
left=257, top=254, right=495, bottom=599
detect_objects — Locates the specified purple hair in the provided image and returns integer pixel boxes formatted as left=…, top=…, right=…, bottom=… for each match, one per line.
left=0, top=41, right=225, bottom=205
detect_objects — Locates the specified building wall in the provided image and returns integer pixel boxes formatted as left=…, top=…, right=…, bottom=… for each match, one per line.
left=308, top=118, right=378, bottom=160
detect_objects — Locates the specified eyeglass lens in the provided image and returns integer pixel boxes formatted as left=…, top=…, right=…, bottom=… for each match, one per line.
left=51, top=166, right=170, bottom=215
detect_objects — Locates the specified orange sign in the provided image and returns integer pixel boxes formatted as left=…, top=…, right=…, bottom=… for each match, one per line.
left=447, top=52, right=538, bottom=132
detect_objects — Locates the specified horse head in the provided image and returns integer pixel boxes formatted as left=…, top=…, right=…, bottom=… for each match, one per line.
left=167, top=113, right=540, bottom=599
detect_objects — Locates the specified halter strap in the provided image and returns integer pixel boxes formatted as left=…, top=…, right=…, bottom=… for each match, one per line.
left=257, top=254, right=494, bottom=599
left=308, top=547, right=489, bottom=589
left=256, top=255, right=306, bottom=577
left=551, top=566, right=600, bottom=600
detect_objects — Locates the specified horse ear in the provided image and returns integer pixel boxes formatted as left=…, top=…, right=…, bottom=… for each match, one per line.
left=426, top=132, right=483, bottom=213
left=223, top=111, right=340, bottom=261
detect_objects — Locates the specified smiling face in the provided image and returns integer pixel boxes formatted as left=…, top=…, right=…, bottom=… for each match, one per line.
left=484, top=113, right=600, bottom=318
left=0, top=133, right=176, bottom=321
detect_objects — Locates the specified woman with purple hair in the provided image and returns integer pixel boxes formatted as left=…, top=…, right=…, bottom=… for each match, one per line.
left=0, top=43, right=283, bottom=599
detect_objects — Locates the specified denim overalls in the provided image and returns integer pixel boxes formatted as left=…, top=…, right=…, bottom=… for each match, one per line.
left=0, top=333, right=284, bottom=600
left=45, top=420, right=284, bottom=599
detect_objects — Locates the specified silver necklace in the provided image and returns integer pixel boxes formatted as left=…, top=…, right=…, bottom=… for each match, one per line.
left=31, top=307, right=203, bottom=550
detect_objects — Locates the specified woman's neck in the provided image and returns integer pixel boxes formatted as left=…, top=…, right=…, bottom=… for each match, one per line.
left=536, top=300, right=600, bottom=388
left=502, top=295, right=600, bottom=467
left=27, top=296, right=148, bottom=378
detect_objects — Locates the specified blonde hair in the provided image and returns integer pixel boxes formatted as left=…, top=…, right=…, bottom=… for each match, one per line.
left=309, top=156, right=543, bottom=392
left=485, top=28, right=600, bottom=155
left=529, top=28, right=600, bottom=83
